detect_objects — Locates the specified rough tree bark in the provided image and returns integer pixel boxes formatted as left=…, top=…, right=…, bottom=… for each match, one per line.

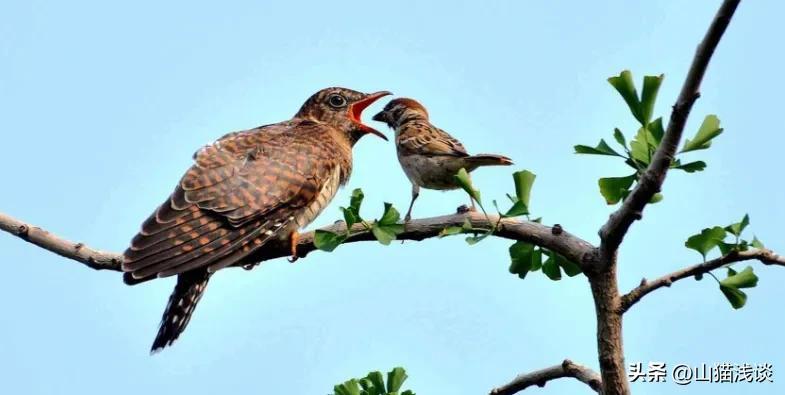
left=1, top=1, right=779, bottom=395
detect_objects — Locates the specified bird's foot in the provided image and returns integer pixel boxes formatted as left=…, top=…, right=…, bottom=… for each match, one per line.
left=288, top=231, right=300, bottom=263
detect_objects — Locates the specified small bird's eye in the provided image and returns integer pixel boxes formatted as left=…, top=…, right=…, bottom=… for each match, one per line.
left=327, top=94, right=347, bottom=108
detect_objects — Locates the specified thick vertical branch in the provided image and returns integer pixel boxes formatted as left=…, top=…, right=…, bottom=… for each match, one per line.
left=587, top=260, right=628, bottom=395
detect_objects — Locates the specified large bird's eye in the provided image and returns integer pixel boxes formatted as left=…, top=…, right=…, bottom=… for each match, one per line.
left=327, top=94, right=347, bottom=108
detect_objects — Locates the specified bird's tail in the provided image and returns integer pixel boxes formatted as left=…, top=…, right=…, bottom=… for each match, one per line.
left=150, top=269, right=212, bottom=354
left=464, top=154, right=514, bottom=169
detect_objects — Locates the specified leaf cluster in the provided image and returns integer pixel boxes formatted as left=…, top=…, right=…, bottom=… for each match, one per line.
left=314, top=189, right=405, bottom=252
left=333, top=367, right=415, bottom=395
left=575, top=71, right=723, bottom=204
left=684, top=214, right=765, bottom=309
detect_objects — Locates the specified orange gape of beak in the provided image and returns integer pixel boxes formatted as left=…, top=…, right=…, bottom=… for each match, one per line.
left=349, top=91, right=392, bottom=140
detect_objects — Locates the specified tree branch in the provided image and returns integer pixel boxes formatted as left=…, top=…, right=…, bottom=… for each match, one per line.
left=0, top=211, right=595, bottom=277
left=0, top=212, right=122, bottom=271
left=489, top=359, right=602, bottom=395
left=620, top=248, right=785, bottom=312
left=598, top=0, right=741, bottom=260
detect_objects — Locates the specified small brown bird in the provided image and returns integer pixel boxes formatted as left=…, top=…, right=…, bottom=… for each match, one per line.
left=372, top=98, right=513, bottom=221
left=122, top=87, right=390, bottom=352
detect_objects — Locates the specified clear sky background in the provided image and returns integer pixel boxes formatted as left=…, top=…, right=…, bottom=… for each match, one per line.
left=1, top=1, right=783, bottom=394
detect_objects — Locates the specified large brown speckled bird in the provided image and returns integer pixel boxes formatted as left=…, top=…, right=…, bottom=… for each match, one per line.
left=372, top=98, right=512, bottom=221
left=122, top=87, right=391, bottom=352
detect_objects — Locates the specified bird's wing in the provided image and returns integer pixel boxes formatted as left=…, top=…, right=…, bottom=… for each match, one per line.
left=122, top=120, right=336, bottom=279
left=396, top=121, right=469, bottom=157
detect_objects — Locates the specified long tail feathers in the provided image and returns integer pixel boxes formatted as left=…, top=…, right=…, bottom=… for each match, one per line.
left=464, top=153, right=514, bottom=168
left=150, top=269, right=212, bottom=354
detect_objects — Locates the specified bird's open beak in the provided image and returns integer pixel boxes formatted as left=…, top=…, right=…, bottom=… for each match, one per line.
left=350, top=91, right=392, bottom=140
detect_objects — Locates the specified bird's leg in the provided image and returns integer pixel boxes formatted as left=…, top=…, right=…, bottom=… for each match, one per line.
left=288, top=231, right=300, bottom=263
left=404, top=184, right=420, bottom=222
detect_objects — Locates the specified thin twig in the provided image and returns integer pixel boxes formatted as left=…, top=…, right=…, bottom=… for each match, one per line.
left=620, top=248, right=785, bottom=312
left=489, top=359, right=602, bottom=395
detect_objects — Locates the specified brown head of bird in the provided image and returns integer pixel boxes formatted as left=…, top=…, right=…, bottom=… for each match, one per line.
left=296, top=87, right=392, bottom=143
left=371, top=97, right=430, bottom=129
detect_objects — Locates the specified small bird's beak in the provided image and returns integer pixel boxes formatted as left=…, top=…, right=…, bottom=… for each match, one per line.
left=350, top=91, right=392, bottom=141
left=371, top=110, right=387, bottom=123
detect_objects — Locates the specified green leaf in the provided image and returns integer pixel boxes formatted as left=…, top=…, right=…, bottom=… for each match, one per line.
left=608, top=70, right=643, bottom=124
left=720, top=285, right=747, bottom=309
left=542, top=253, right=562, bottom=281
left=371, top=203, right=404, bottom=245
left=402, top=391, right=416, bottom=395
left=530, top=248, right=543, bottom=271
left=574, top=139, right=623, bottom=157
left=358, top=378, right=373, bottom=391
left=647, top=117, right=665, bottom=144
left=503, top=200, right=529, bottom=217
left=725, top=214, right=750, bottom=237
left=649, top=193, right=664, bottom=204
left=681, top=115, right=723, bottom=153
left=613, top=128, right=627, bottom=148
left=752, top=236, right=765, bottom=249
left=629, top=121, right=662, bottom=166
left=598, top=174, right=636, bottom=205
left=454, top=168, right=481, bottom=204
left=366, top=371, right=386, bottom=393
left=555, top=253, right=582, bottom=277
left=349, top=188, right=364, bottom=215
left=342, top=208, right=360, bottom=229
left=335, top=380, right=362, bottom=395
left=340, top=189, right=366, bottom=229
left=721, top=266, right=758, bottom=289
left=439, top=226, right=464, bottom=237
left=513, top=170, right=537, bottom=208
left=509, top=241, right=535, bottom=278
left=387, top=367, right=408, bottom=392
left=718, top=242, right=738, bottom=256
left=465, top=233, right=489, bottom=245
left=672, top=160, right=707, bottom=173
left=685, top=226, right=727, bottom=259
left=371, top=225, right=397, bottom=245
left=379, top=202, right=401, bottom=225
left=314, top=230, right=347, bottom=252
left=640, top=74, right=664, bottom=125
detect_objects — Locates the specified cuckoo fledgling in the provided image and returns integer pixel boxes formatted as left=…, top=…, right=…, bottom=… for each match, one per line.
left=372, top=98, right=513, bottom=221
left=122, top=87, right=391, bottom=352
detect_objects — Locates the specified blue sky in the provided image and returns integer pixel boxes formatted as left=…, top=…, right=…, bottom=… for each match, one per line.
left=1, top=1, right=783, bottom=394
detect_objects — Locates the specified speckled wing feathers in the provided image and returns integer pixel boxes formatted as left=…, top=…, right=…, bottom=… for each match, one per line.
left=396, top=121, right=468, bottom=158
left=123, top=120, right=344, bottom=280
